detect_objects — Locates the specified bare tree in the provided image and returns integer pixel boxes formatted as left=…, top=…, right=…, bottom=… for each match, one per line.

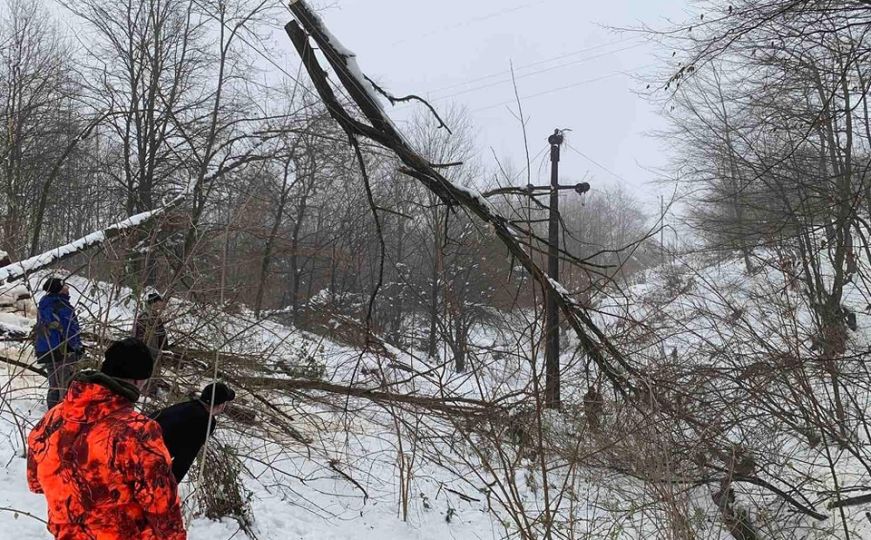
left=0, top=0, right=75, bottom=257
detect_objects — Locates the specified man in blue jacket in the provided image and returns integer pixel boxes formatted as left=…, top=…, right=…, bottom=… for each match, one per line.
left=34, top=277, right=83, bottom=408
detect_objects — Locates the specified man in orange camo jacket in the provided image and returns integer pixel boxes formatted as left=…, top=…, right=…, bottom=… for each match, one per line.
left=27, top=337, right=186, bottom=539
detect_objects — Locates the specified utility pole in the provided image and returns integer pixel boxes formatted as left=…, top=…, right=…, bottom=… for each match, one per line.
left=480, top=128, right=588, bottom=411
left=545, top=129, right=563, bottom=410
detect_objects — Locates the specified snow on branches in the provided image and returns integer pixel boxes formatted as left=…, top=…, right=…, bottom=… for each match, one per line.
left=0, top=194, right=187, bottom=287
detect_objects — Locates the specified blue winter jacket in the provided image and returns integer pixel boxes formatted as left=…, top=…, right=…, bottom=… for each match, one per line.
left=34, top=293, right=82, bottom=360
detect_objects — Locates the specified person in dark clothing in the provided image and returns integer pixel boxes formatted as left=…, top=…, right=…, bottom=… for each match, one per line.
left=33, top=277, right=84, bottom=409
left=151, top=382, right=236, bottom=482
left=133, top=292, right=168, bottom=359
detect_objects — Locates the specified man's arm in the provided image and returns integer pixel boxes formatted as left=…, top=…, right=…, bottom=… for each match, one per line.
left=57, top=302, right=82, bottom=351
left=66, top=304, right=83, bottom=350
left=170, top=448, right=196, bottom=484
left=132, top=420, right=187, bottom=540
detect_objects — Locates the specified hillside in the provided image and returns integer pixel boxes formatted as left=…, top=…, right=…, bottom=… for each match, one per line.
left=0, top=274, right=511, bottom=539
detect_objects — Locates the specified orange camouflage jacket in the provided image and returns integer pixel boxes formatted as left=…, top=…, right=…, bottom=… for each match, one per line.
left=27, top=372, right=187, bottom=540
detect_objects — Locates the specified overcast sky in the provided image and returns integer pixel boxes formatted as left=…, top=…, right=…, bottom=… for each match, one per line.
left=46, top=0, right=693, bottom=208
left=289, top=0, right=693, bottom=206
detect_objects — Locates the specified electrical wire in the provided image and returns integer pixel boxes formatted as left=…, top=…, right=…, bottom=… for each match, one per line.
left=426, top=35, right=643, bottom=95
left=389, top=0, right=553, bottom=46
left=427, top=42, right=647, bottom=102
left=207, top=0, right=644, bottom=195
left=470, top=67, right=645, bottom=113
left=564, top=141, right=631, bottom=184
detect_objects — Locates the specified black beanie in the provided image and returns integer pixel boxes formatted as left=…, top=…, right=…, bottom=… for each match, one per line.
left=146, top=292, right=163, bottom=304
left=200, top=382, right=235, bottom=405
left=42, top=277, right=64, bottom=294
left=101, top=338, right=154, bottom=380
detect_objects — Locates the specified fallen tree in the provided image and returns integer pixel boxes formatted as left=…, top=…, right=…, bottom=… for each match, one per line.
left=283, top=0, right=636, bottom=395
left=0, top=139, right=270, bottom=289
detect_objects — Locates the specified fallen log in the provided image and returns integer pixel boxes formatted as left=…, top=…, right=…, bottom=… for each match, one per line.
left=237, top=375, right=501, bottom=417
left=0, top=355, right=45, bottom=377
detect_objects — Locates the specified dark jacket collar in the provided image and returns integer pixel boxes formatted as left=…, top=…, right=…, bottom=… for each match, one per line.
left=76, top=370, right=141, bottom=403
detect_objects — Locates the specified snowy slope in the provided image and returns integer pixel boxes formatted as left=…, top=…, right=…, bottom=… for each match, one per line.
left=589, top=251, right=871, bottom=539
left=5, top=251, right=870, bottom=539
left=0, top=275, right=506, bottom=539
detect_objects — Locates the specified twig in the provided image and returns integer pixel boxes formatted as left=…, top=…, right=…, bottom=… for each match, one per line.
left=236, top=375, right=503, bottom=416
left=733, top=474, right=828, bottom=521
left=430, top=161, right=463, bottom=169
left=0, top=506, right=47, bottom=524
left=329, top=460, right=369, bottom=503
left=444, top=486, right=481, bottom=503
left=364, top=76, right=452, bottom=134
left=829, top=493, right=871, bottom=509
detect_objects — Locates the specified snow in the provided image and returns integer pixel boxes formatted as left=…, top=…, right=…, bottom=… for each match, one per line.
left=0, top=274, right=518, bottom=539
left=0, top=377, right=499, bottom=540
left=290, top=0, right=424, bottom=152
left=301, top=5, right=385, bottom=115
left=545, top=276, right=571, bottom=298
left=0, top=267, right=706, bottom=538
left=4, top=248, right=871, bottom=538
left=577, top=251, right=871, bottom=536
left=452, top=183, right=502, bottom=222
left=0, top=312, right=32, bottom=336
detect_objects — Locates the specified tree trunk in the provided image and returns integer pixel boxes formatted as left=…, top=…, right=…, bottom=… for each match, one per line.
left=427, top=220, right=440, bottom=358
left=255, top=160, right=294, bottom=315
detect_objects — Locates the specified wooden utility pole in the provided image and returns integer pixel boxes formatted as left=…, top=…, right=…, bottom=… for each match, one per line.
left=480, top=129, right=587, bottom=410
left=545, top=129, right=563, bottom=410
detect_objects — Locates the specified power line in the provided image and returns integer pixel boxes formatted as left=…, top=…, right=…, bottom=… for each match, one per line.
left=470, top=68, right=643, bottom=113
left=426, top=36, right=643, bottom=95
left=564, top=141, right=631, bottom=184
left=205, top=2, right=374, bottom=133
left=428, top=42, right=646, bottom=102
left=263, top=6, right=648, bottom=153
left=517, top=144, right=550, bottom=180
left=390, top=0, right=552, bottom=46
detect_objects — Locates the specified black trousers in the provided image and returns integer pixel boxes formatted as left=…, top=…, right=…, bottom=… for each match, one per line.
left=38, top=351, right=78, bottom=409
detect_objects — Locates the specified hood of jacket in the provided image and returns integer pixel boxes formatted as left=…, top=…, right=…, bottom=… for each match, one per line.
left=60, top=371, right=141, bottom=423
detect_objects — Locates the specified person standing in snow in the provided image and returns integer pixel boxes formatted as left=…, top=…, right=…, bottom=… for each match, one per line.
left=27, top=337, right=187, bottom=540
left=134, top=291, right=169, bottom=359
left=33, top=277, right=84, bottom=408
left=151, top=382, right=236, bottom=482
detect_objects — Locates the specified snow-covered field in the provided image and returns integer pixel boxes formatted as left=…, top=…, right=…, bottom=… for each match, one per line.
left=0, top=274, right=514, bottom=539
left=4, top=251, right=871, bottom=539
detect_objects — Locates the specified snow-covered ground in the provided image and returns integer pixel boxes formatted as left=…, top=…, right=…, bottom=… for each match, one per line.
left=590, top=251, right=871, bottom=538
left=4, top=251, right=871, bottom=538
left=0, top=401, right=496, bottom=540
left=0, top=274, right=516, bottom=539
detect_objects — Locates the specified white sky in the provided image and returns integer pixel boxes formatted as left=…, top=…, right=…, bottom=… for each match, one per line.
left=292, top=0, right=693, bottom=205
left=44, top=0, right=694, bottom=208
